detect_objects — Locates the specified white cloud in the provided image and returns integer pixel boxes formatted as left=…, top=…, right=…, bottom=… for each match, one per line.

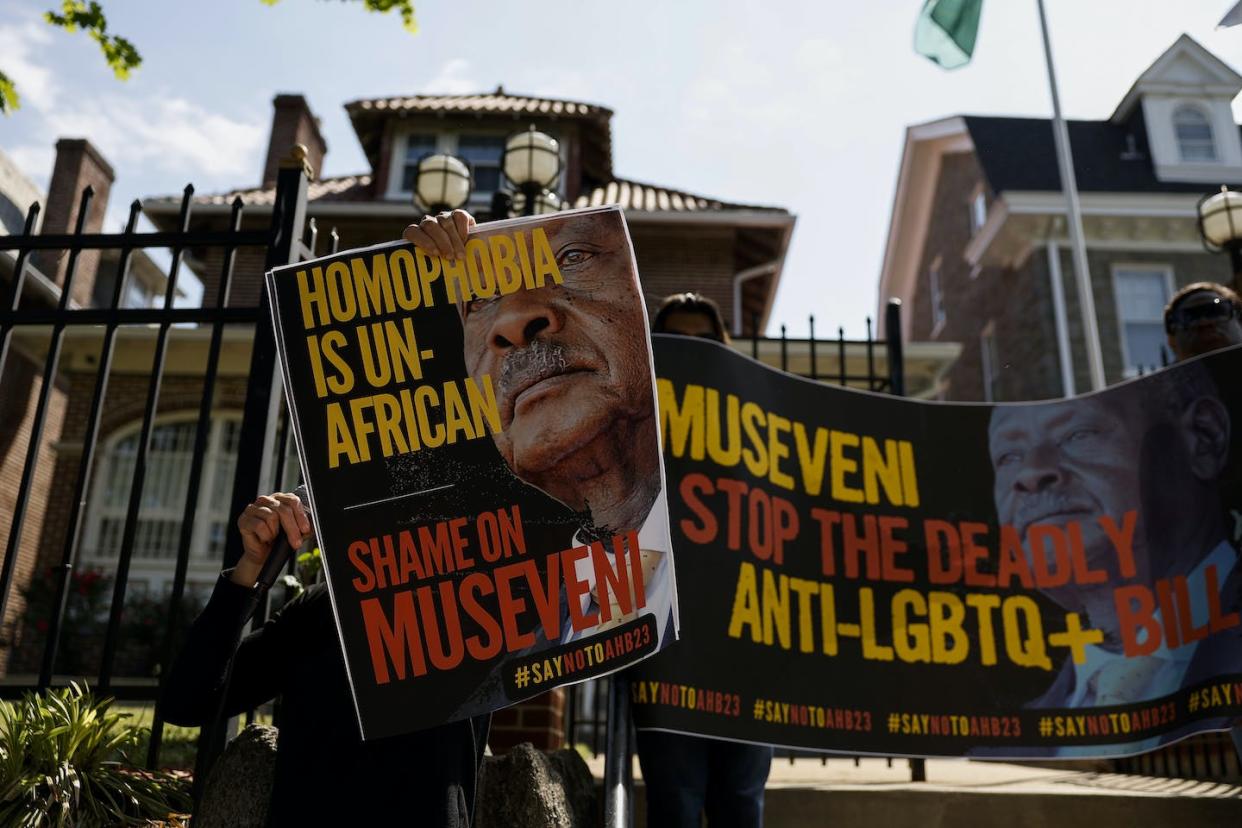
left=425, top=58, right=478, bottom=95
left=41, top=94, right=266, bottom=180
left=0, top=18, right=58, bottom=112
left=6, top=144, right=54, bottom=191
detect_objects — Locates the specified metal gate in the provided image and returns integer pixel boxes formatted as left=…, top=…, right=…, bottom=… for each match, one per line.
left=0, top=156, right=325, bottom=779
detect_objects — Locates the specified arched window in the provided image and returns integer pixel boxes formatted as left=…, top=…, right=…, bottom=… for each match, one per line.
left=82, top=414, right=242, bottom=592
left=1173, top=105, right=1217, bottom=162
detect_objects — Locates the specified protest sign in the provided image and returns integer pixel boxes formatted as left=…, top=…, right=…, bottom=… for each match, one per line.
left=265, top=206, right=676, bottom=740
left=630, top=335, right=1242, bottom=758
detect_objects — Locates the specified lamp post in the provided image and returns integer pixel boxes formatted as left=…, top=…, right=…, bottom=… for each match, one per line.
left=493, top=126, right=563, bottom=217
left=1196, top=185, right=1242, bottom=292
left=413, top=153, right=472, bottom=214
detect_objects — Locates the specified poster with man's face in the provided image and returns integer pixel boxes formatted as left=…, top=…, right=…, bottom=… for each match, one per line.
left=631, top=336, right=1242, bottom=759
left=266, top=206, right=677, bottom=740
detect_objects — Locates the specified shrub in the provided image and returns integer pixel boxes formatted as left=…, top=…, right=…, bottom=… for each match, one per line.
left=0, top=683, right=191, bottom=827
left=17, top=568, right=203, bottom=678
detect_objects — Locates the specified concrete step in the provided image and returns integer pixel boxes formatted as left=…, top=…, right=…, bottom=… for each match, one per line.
left=589, top=756, right=1242, bottom=827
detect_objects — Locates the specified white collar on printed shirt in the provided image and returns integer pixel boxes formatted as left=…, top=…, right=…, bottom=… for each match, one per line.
left=565, top=487, right=675, bottom=645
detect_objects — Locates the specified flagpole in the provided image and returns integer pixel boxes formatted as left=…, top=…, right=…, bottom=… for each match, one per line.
left=1035, top=0, right=1106, bottom=392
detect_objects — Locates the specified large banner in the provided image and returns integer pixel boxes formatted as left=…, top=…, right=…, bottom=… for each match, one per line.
left=631, top=335, right=1242, bottom=758
left=266, top=206, right=677, bottom=740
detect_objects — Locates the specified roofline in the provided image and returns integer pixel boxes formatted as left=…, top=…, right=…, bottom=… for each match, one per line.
left=876, top=116, right=971, bottom=340
left=343, top=90, right=614, bottom=118
left=1110, top=33, right=1242, bottom=123
left=144, top=198, right=794, bottom=226
left=1003, top=189, right=1200, bottom=217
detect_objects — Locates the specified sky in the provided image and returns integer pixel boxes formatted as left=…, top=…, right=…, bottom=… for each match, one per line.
left=4, top=0, right=1242, bottom=334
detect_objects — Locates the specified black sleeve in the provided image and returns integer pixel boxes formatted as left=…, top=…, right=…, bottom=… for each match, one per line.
left=160, top=573, right=310, bottom=726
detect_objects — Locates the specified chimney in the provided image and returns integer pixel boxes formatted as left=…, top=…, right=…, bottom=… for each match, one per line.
left=35, top=138, right=115, bottom=306
left=262, top=94, right=327, bottom=187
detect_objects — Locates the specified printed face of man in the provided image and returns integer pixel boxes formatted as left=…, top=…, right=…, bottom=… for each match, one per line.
left=461, top=212, right=657, bottom=519
left=988, top=397, right=1144, bottom=577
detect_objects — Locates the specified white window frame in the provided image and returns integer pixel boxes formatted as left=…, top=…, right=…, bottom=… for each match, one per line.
left=80, top=412, right=243, bottom=595
left=980, top=320, right=1000, bottom=403
left=386, top=127, right=568, bottom=209
left=1110, top=263, right=1174, bottom=379
left=928, top=255, right=946, bottom=337
left=1172, top=104, right=1218, bottom=163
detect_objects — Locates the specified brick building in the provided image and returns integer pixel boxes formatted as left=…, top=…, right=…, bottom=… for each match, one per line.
left=879, top=34, right=1242, bottom=401
left=0, top=141, right=172, bottom=676
left=1, top=88, right=808, bottom=751
left=2, top=84, right=962, bottom=749
left=147, top=90, right=796, bottom=328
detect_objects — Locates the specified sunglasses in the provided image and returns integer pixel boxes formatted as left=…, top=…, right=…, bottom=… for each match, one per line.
left=1165, top=295, right=1237, bottom=334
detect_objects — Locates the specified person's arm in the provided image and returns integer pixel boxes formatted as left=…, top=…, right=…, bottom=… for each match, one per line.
left=159, top=492, right=311, bottom=726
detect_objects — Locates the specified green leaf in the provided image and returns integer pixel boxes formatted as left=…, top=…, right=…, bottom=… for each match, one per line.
left=0, top=71, right=19, bottom=114
left=43, top=1, right=142, bottom=81
left=361, top=0, right=418, bottom=34
left=0, top=684, right=189, bottom=824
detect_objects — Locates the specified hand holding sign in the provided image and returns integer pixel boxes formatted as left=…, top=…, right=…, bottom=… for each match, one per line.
left=403, top=210, right=475, bottom=260
left=232, top=492, right=311, bottom=588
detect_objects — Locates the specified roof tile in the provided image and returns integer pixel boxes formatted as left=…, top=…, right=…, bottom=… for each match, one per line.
left=346, top=89, right=612, bottom=120
left=148, top=174, right=786, bottom=215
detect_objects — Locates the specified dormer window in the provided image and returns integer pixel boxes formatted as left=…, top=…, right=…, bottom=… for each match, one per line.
left=1173, top=105, right=1217, bottom=162
left=456, top=134, right=506, bottom=193
left=391, top=130, right=558, bottom=204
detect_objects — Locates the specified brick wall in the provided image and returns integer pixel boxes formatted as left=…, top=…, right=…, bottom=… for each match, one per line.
left=630, top=225, right=737, bottom=328
left=0, top=138, right=116, bottom=674
left=489, top=689, right=565, bottom=753
left=0, top=352, right=68, bottom=673
left=33, top=139, right=114, bottom=307
left=909, top=150, right=1238, bottom=402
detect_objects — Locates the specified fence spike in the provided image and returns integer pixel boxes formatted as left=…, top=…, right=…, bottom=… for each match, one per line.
left=809, top=314, right=817, bottom=380
left=22, top=201, right=41, bottom=232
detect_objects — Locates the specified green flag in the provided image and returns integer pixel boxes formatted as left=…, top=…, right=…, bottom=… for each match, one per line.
left=915, top=0, right=983, bottom=69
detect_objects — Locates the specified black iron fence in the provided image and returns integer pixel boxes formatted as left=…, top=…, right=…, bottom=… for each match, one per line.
left=744, top=309, right=903, bottom=392
left=0, top=159, right=325, bottom=780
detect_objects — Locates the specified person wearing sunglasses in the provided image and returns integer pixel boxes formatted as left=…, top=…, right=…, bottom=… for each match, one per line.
left=1164, top=282, right=1242, bottom=362
left=1163, top=281, right=1242, bottom=767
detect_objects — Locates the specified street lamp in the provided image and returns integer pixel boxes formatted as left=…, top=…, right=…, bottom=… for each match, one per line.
left=1196, top=185, right=1242, bottom=292
left=413, top=153, right=472, bottom=214
left=494, top=126, right=563, bottom=217
left=510, top=188, right=563, bottom=216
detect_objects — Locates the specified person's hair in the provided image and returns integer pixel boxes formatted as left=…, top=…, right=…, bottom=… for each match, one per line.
left=651, top=292, right=730, bottom=343
left=1163, top=281, right=1242, bottom=323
